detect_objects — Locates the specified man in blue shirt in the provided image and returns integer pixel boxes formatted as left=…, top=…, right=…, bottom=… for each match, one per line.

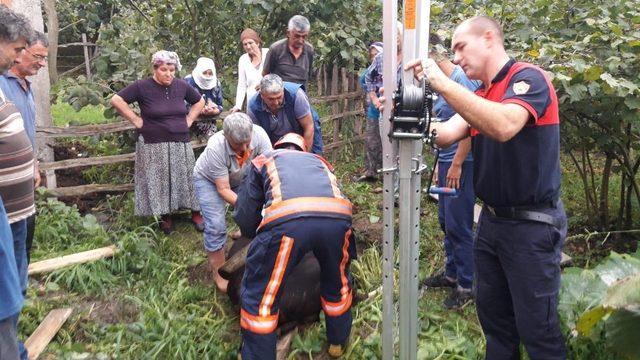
left=247, top=74, right=317, bottom=153
left=0, top=30, right=47, bottom=267
left=422, top=34, right=480, bottom=310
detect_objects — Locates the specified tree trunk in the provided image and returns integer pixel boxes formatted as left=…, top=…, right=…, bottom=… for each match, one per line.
left=42, top=0, right=58, bottom=84
left=10, top=0, right=57, bottom=188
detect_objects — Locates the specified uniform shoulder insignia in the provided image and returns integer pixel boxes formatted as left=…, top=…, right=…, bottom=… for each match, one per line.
left=512, top=81, right=530, bottom=95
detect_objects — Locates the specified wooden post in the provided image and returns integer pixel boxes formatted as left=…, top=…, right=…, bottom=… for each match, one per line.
left=341, top=68, right=349, bottom=135
left=81, top=33, right=91, bottom=79
left=324, top=66, right=329, bottom=100
left=316, top=65, right=323, bottom=96
left=331, top=65, right=339, bottom=162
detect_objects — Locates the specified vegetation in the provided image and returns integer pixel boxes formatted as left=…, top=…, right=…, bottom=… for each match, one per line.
left=27, top=0, right=640, bottom=358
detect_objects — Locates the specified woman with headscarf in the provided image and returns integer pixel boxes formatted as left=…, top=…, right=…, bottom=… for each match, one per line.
left=110, top=50, right=206, bottom=234
left=230, top=28, right=269, bottom=112
left=185, top=57, right=224, bottom=117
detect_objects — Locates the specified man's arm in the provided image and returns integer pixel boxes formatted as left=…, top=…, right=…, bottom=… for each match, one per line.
left=213, top=176, right=237, bottom=206
left=436, top=78, right=529, bottom=142
left=297, top=113, right=314, bottom=152
left=407, top=59, right=530, bottom=142
left=445, top=137, right=471, bottom=189
left=233, top=164, right=265, bottom=238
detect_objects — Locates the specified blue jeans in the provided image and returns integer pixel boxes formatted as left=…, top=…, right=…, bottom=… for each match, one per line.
left=193, top=174, right=233, bottom=252
left=10, top=219, right=27, bottom=360
left=437, top=161, right=475, bottom=289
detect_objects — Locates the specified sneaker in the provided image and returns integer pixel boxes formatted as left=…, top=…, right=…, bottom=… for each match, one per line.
left=422, top=271, right=457, bottom=289
left=191, top=211, right=205, bottom=232
left=159, top=215, right=174, bottom=235
left=443, top=288, right=473, bottom=310
left=328, top=343, right=344, bottom=358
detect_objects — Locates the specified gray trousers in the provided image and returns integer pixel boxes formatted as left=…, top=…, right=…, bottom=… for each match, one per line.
left=364, top=119, right=382, bottom=177
left=0, top=316, right=19, bottom=360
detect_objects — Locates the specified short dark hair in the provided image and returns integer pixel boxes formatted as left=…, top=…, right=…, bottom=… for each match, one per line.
left=0, top=6, right=33, bottom=44
left=29, top=30, right=48, bottom=48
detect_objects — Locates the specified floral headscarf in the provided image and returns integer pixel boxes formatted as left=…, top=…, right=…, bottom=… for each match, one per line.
left=151, top=50, right=182, bottom=71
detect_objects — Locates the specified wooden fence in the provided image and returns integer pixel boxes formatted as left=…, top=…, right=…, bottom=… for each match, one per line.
left=37, top=65, right=366, bottom=197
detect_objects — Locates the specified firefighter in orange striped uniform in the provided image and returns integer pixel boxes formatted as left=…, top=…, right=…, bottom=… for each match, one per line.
left=233, top=133, right=355, bottom=359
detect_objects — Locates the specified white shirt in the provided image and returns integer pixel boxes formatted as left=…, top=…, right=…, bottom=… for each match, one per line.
left=234, top=48, right=269, bottom=110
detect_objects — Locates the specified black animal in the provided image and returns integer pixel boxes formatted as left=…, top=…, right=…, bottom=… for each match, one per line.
left=221, top=236, right=323, bottom=330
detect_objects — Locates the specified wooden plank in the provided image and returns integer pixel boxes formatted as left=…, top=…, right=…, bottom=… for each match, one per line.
left=39, top=139, right=206, bottom=172
left=46, top=183, right=134, bottom=197
left=276, top=327, right=298, bottom=360
left=324, top=134, right=366, bottom=151
left=321, top=110, right=364, bottom=123
left=310, top=91, right=365, bottom=104
left=28, top=245, right=118, bottom=275
left=24, top=308, right=73, bottom=360
left=428, top=193, right=572, bottom=265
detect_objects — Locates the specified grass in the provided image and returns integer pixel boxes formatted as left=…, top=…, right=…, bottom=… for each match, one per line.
left=51, top=101, right=112, bottom=127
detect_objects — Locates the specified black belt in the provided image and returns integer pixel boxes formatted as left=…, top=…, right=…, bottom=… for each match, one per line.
left=483, top=201, right=562, bottom=228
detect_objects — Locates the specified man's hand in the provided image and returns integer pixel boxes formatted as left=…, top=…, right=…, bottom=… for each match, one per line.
left=446, top=163, right=462, bottom=189
left=404, top=58, right=448, bottom=91
left=34, top=161, right=41, bottom=188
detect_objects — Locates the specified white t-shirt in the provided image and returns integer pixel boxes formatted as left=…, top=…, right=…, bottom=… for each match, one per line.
left=234, top=48, right=269, bottom=110
left=193, top=125, right=272, bottom=188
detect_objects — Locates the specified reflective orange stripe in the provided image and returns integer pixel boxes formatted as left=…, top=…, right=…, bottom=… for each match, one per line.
left=259, top=236, right=294, bottom=317
left=265, top=158, right=283, bottom=204
left=321, top=292, right=353, bottom=317
left=259, top=197, right=353, bottom=229
left=321, top=228, right=353, bottom=317
left=319, top=159, right=342, bottom=198
left=240, top=308, right=278, bottom=334
left=339, top=229, right=352, bottom=295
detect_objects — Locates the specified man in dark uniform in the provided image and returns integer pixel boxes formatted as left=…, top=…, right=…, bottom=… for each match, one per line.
left=234, top=133, right=355, bottom=359
left=406, top=16, right=566, bottom=359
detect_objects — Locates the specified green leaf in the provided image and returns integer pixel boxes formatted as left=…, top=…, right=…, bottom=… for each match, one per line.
left=583, top=66, right=603, bottom=81
left=346, top=37, right=356, bottom=46
left=369, top=215, right=380, bottom=224
left=605, top=308, right=640, bottom=359
left=576, top=306, right=610, bottom=336
left=625, top=97, right=640, bottom=110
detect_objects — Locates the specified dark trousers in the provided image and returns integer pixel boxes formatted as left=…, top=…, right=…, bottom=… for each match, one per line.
left=474, top=201, right=567, bottom=360
left=25, top=214, right=35, bottom=264
left=437, top=161, right=475, bottom=289
left=240, top=217, right=355, bottom=360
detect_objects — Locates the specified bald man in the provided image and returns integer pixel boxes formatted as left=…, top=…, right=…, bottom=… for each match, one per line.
left=407, top=16, right=566, bottom=359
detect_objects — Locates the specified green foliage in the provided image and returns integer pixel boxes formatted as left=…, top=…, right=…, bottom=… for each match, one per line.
left=560, top=246, right=640, bottom=358
left=32, top=196, right=111, bottom=261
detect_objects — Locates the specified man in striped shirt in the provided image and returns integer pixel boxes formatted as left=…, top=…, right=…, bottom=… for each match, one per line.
left=0, top=5, right=34, bottom=360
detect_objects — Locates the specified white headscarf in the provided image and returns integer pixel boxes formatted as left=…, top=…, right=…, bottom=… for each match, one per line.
left=192, top=57, right=218, bottom=90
